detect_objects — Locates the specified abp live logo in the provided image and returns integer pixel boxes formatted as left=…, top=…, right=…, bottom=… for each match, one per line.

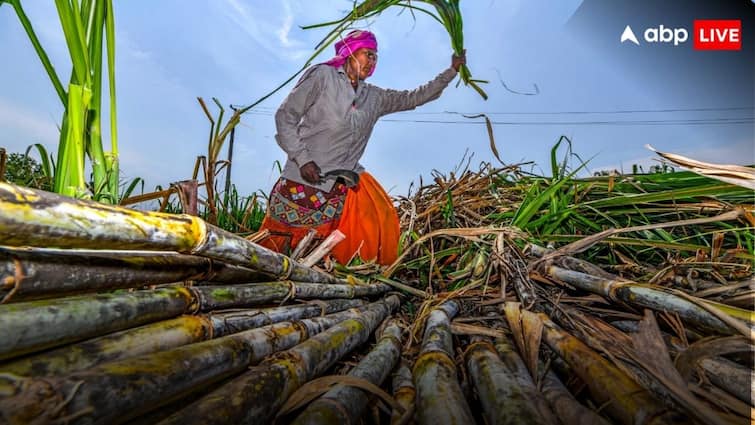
left=694, top=20, right=741, bottom=50
left=621, top=20, right=742, bottom=50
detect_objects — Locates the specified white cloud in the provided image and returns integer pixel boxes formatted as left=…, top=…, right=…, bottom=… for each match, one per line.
left=216, top=0, right=315, bottom=62
left=277, top=1, right=295, bottom=47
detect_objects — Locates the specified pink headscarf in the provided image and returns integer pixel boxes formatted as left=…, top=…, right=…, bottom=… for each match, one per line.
left=323, top=30, right=378, bottom=77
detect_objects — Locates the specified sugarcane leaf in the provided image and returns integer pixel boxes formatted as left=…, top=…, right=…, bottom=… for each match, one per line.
left=540, top=209, right=744, bottom=262
left=628, top=310, right=733, bottom=425
left=647, top=145, right=755, bottom=190
left=504, top=301, right=543, bottom=379
left=512, top=165, right=585, bottom=230
left=120, top=177, right=144, bottom=201
left=462, top=114, right=503, bottom=166
left=24, top=144, right=53, bottom=180
left=674, top=336, right=752, bottom=381
left=277, top=372, right=404, bottom=419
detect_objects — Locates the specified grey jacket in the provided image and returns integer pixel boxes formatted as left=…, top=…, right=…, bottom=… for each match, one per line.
left=275, top=64, right=458, bottom=191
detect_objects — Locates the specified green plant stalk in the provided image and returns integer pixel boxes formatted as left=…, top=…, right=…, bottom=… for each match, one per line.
left=9, top=0, right=120, bottom=202
left=84, top=0, right=109, bottom=201
left=55, top=84, right=90, bottom=197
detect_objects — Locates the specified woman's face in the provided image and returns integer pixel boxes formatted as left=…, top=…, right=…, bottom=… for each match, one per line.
left=349, top=48, right=378, bottom=80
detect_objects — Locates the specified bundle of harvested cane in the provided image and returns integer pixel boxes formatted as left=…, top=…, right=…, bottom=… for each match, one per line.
left=0, top=182, right=402, bottom=424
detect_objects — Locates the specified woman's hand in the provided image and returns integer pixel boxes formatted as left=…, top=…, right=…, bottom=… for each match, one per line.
left=452, top=49, right=466, bottom=72
left=299, top=161, right=322, bottom=184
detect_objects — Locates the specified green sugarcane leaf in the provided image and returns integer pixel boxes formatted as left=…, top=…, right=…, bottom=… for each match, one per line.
left=24, top=144, right=53, bottom=181
left=54, top=0, right=89, bottom=85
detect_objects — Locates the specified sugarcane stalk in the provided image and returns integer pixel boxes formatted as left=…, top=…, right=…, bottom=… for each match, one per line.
left=515, top=307, right=687, bottom=425
left=0, top=286, right=195, bottom=361
left=0, top=298, right=394, bottom=425
left=0, top=181, right=339, bottom=283
left=413, top=300, right=475, bottom=425
left=543, top=263, right=754, bottom=334
left=700, top=357, right=754, bottom=406
left=0, top=281, right=385, bottom=361
left=291, top=318, right=404, bottom=425
left=390, top=359, right=415, bottom=425
left=540, top=367, right=611, bottom=425
left=0, top=246, right=269, bottom=302
left=467, top=336, right=557, bottom=425
left=157, top=295, right=401, bottom=425
left=0, top=299, right=364, bottom=377
left=210, top=298, right=364, bottom=337
left=192, top=281, right=390, bottom=311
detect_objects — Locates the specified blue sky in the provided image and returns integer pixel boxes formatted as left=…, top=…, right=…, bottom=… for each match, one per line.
left=1, top=1, right=752, bottom=199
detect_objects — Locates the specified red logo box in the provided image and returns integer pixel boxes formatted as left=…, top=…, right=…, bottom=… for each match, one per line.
left=694, top=20, right=742, bottom=50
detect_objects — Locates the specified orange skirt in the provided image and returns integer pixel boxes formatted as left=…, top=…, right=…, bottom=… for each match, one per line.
left=257, top=172, right=399, bottom=265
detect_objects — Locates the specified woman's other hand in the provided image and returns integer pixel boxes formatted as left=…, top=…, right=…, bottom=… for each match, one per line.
left=452, top=49, right=466, bottom=72
left=300, top=161, right=322, bottom=184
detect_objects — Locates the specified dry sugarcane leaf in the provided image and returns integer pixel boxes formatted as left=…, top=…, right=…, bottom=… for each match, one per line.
left=451, top=322, right=505, bottom=339
left=674, top=336, right=752, bottom=381
left=631, top=310, right=735, bottom=425
left=276, top=375, right=404, bottom=420
left=502, top=301, right=542, bottom=379
left=646, top=144, right=755, bottom=190
left=463, top=114, right=504, bottom=166
left=521, top=306, right=544, bottom=379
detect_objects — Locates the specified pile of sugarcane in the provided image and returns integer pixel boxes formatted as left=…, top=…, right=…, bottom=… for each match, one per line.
left=367, top=158, right=754, bottom=425
left=0, top=182, right=405, bottom=424
left=1, top=152, right=753, bottom=425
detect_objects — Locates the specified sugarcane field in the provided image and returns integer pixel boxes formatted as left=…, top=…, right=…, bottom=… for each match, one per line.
left=1, top=1, right=753, bottom=425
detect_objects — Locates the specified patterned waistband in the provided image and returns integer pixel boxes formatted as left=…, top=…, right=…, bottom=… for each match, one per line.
left=268, top=178, right=348, bottom=227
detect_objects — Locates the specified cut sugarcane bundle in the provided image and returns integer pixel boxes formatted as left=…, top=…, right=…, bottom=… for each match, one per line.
left=0, top=181, right=339, bottom=283
left=0, top=246, right=269, bottom=302
left=156, top=295, right=401, bottom=425
left=0, top=281, right=390, bottom=361
left=0, top=299, right=364, bottom=377
left=0, top=297, right=397, bottom=425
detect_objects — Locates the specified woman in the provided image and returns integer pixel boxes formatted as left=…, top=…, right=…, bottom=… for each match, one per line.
left=258, top=29, right=465, bottom=265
